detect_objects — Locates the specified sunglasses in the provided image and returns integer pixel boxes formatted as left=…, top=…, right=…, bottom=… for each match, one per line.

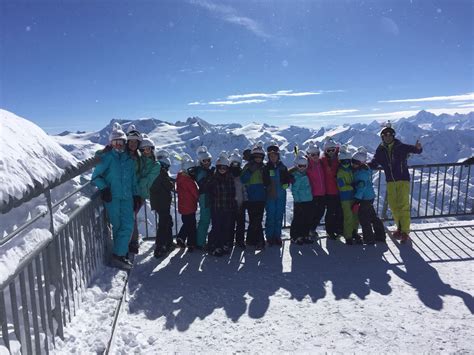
left=351, top=159, right=362, bottom=164
left=217, top=165, right=229, bottom=170
left=309, top=153, right=319, bottom=157
left=382, top=132, right=394, bottom=137
left=325, top=148, right=336, bottom=153
left=202, top=159, right=211, bottom=163
left=111, top=139, right=125, bottom=145
left=297, top=164, right=307, bottom=168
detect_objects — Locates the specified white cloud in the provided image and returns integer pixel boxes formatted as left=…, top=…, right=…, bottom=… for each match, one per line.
left=379, top=92, right=474, bottom=103
left=188, top=102, right=202, bottom=106
left=208, top=99, right=267, bottom=105
left=290, top=109, right=359, bottom=117
left=454, top=103, right=474, bottom=108
left=227, top=90, right=320, bottom=100
left=345, top=107, right=474, bottom=120
left=188, top=0, right=271, bottom=39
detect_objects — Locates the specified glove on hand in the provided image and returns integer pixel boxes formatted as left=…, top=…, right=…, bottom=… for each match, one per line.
left=100, top=187, right=112, bottom=203
left=351, top=202, right=360, bottom=214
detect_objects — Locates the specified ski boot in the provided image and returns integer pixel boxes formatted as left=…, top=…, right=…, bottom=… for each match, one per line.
left=303, top=236, right=315, bottom=244
left=154, top=246, right=168, bottom=259
left=392, top=230, right=402, bottom=240
left=110, top=254, right=133, bottom=271
left=176, top=237, right=186, bottom=248
left=401, top=232, right=410, bottom=243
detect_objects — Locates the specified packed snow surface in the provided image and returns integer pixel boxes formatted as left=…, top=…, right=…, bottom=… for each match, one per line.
left=54, top=222, right=474, bottom=354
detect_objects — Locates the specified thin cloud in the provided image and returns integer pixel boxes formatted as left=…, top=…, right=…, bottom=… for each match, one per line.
left=227, top=90, right=320, bottom=100
left=188, top=0, right=271, bottom=39
left=208, top=99, right=267, bottom=105
left=188, top=102, right=202, bottom=106
left=345, top=107, right=474, bottom=120
left=379, top=92, right=474, bottom=103
left=290, top=109, right=359, bottom=117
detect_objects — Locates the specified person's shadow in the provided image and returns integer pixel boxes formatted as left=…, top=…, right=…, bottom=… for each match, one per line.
left=389, top=230, right=474, bottom=313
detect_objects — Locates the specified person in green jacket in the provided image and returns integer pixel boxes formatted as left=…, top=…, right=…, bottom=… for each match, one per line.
left=336, top=145, right=361, bottom=245
left=126, top=125, right=144, bottom=254
left=137, top=134, right=161, bottom=200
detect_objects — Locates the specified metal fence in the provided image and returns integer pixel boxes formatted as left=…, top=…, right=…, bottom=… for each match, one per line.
left=0, top=158, right=473, bottom=353
left=0, top=192, right=109, bottom=354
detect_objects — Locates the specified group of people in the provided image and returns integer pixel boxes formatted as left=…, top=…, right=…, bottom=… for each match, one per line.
left=92, top=122, right=422, bottom=270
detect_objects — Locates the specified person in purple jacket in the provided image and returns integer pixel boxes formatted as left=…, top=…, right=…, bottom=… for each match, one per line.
left=370, top=122, right=422, bottom=242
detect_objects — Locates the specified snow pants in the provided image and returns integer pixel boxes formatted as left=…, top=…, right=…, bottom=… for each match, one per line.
left=209, top=210, right=234, bottom=250
left=311, top=195, right=326, bottom=232
left=129, top=201, right=143, bottom=250
left=265, top=194, right=286, bottom=241
left=105, top=199, right=134, bottom=257
left=196, top=194, right=211, bottom=247
left=358, top=200, right=386, bottom=243
left=155, top=208, right=173, bottom=249
left=290, top=201, right=313, bottom=239
left=177, top=213, right=197, bottom=247
left=387, top=181, right=411, bottom=234
left=325, top=194, right=343, bottom=235
left=233, top=203, right=246, bottom=245
left=341, top=200, right=359, bottom=239
left=246, top=201, right=265, bottom=246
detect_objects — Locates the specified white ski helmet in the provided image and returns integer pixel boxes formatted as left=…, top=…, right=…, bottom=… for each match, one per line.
left=338, top=144, right=352, bottom=161
left=352, top=146, right=368, bottom=163
left=216, top=151, right=230, bottom=167
left=306, top=142, right=320, bottom=156
left=294, top=151, right=308, bottom=167
left=156, top=149, right=171, bottom=167
left=181, top=154, right=195, bottom=171
left=196, top=146, right=212, bottom=163
left=251, top=142, right=265, bottom=157
left=140, top=134, right=155, bottom=149
left=229, top=149, right=242, bottom=165
left=323, top=137, right=338, bottom=152
left=126, top=124, right=142, bottom=142
left=109, top=123, right=127, bottom=143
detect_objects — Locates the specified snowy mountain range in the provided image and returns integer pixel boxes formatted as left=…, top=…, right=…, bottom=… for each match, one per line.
left=54, top=110, right=474, bottom=174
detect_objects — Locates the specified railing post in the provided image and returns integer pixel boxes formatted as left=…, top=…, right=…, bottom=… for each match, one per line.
left=44, top=188, right=65, bottom=340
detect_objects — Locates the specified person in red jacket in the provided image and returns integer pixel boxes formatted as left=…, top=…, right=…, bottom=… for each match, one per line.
left=176, top=154, right=199, bottom=251
left=321, top=138, right=343, bottom=239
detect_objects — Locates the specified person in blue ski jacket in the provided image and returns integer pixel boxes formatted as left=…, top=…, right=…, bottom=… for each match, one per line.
left=352, top=147, right=386, bottom=245
left=92, top=124, right=139, bottom=270
left=262, top=142, right=290, bottom=246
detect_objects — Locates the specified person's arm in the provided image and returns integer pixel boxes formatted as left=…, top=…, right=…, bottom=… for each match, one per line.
left=91, top=154, right=111, bottom=190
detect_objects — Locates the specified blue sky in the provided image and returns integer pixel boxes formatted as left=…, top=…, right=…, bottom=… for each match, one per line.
left=1, top=0, right=473, bottom=133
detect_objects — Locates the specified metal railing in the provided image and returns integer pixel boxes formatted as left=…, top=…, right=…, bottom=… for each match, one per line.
left=1, top=157, right=472, bottom=353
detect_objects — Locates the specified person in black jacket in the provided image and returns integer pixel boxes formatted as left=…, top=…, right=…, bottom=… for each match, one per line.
left=150, top=150, right=175, bottom=258
left=207, top=152, right=236, bottom=256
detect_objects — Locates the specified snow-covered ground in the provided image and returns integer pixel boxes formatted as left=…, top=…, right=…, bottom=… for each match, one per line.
left=53, top=221, right=474, bottom=354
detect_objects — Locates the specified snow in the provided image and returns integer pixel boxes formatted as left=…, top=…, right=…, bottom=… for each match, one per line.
left=0, top=109, right=78, bottom=203
left=53, top=221, right=474, bottom=353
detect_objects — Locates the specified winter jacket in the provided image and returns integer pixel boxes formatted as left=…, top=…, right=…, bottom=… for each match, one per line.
left=209, top=172, right=237, bottom=211
left=176, top=172, right=199, bottom=215
left=321, top=156, right=339, bottom=195
left=92, top=149, right=138, bottom=200
left=137, top=157, right=161, bottom=199
left=241, top=161, right=266, bottom=202
left=307, top=159, right=326, bottom=197
left=195, top=166, right=214, bottom=194
left=231, top=166, right=247, bottom=207
left=150, top=167, right=174, bottom=212
left=370, top=139, right=422, bottom=182
left=262, top=161, right=290, bottom=200
left=337, top=164, right=355, bottom=201
left=290, top=169, right=313, bottom=203
left=353, top=165, right=376, bottom=201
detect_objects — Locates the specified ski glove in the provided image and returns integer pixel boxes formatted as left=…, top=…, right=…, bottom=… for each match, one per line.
left=351, top=201, right=360, bottom=214
left=133, top=195, right=143, bottom=212
left=100, top=187, right=112, bottom=203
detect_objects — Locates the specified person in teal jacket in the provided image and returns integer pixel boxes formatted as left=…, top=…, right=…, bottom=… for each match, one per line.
left=336, top=145, right=361, bottom=245
left=289, top=152, right=314, bottom=245
left=92, top=125, right=139, bottom=270
left=194, top=146, right=214, bottom=249
left=136, top=134, right=161, bottom=199
left=352, top=147, right=386, bottom=245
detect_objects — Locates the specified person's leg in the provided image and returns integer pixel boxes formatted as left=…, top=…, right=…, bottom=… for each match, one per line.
left=325, top=195, right=338, bottom=236
left=246, top=202, right=257, bottom=245
left=291, top=202, right=303, bottom=240
left=117, top=199, right=135, bottom=256
left=265, top=199, right=276, bottom=241
left=196, top=194, right=211, bottom=247
left=358, top=200, right=375, bottom=244
left=387, top=182, right=401, bottom=231
left=235, top=203, right=246, bottom=245
left=187, top=213, right=197, bottom=247
left=274, top=193, right=286, bottom=241
left=312, top=196, right=326, bottom=232
left=340, top=200, right=354, bottom=240
left=397, top=181, right=411, bottom=234
left=255, top=201, right=266, bottom=246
